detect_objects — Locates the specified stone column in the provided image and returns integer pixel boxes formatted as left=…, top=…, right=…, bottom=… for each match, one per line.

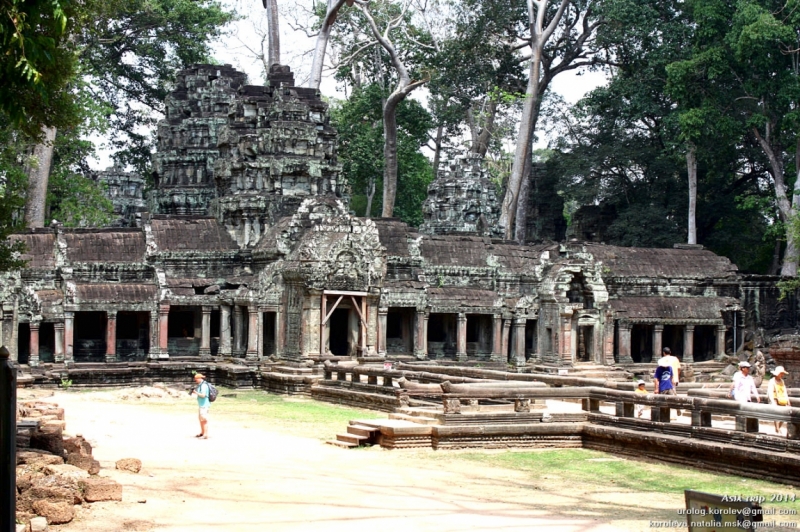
left=148, top=311, right=159, bottom=359
left=414, top=308, right=427, bottom=360
left=233, top=305, right=244, bottom=354
left=158, top=304, right=170, bottom=358
left=105, top=310, right=117, bottom=363
left=617, top=321, right=633, bottom=364
left=64, top=311, right=74, bottom=364
left=491, top=314, right=503, bottom=362
left=256, top=308, right=265, bottom=359
left=501, top=319, right=511, bottom=362
left=29, top=322, right=40, bottom=367
left=513, top=318, right=526, bottom=366
left=716, top=324, right=727, bottom=357
left=456, top=313, right=467, bottom=362
left=199, top=306, right=212, bottom=358
left=377, top=308, right=387, bottom=357
left=683, top=325, right=695, bottom=363
left=274, top=309, right=283, bottom=357
left=652, top=324, right=664, bottom=361
left=246, top=305, right=259, bottom=360
left=220, top=305, right=232, bottom=357
left=53, top=322, right=65, bottom=364
left=560, top=315, right=573, bottom=365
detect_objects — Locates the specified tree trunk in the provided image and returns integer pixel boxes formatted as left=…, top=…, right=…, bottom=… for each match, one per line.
left=432, top=124, right=444, bottom=177
left=514, top=154, right=532, bottom=243
left=382, top=94, right=402, bottom=218
left=365, top=176, right=376, bottom=218
left=24, top=126, right=57, bottom=228
left=309, top=0, right=347, bottom=89
left=264, top=0, right=280, bottom=67
left=473, top=100, right=498, bottom=159
left=686, top=145, right=697, bottom=245
left=498, top=0, right=570, bottom=239
left=753, top=127, right=797, bottom=276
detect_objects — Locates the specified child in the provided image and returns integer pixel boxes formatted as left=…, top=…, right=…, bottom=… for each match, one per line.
left=635, top=379, right=648, bottom=417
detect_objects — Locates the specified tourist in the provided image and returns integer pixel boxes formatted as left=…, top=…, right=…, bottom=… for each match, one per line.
left=661, top=347, right=682, bottom=414
left=767, top=366, right=791, bottom=436
left=635, top=380, right=648, bottom=417
left=729, top=361, right=760, bottom=404
left=653, top=358, right=675, bottom=395
left=191, top=373, right=210, bottom=439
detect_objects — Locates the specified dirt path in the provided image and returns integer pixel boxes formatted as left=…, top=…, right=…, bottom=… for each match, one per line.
left=38, top=391, right=693, bottom=531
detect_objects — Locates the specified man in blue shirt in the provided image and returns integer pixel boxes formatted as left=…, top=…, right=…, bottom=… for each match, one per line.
left=653, top=358, right=675, bottom=395
left=191, top=373, right=210, bottom=439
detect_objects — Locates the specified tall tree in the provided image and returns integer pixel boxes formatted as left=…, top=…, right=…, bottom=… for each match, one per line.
left=669, top=0, right=800, bottom=275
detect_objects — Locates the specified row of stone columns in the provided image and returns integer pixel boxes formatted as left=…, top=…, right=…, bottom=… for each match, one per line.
left=617, top=321, right=727, bottom=363
left=376, top=309, right=527, bottom=363
left=20, top=303, right=283, bottom=365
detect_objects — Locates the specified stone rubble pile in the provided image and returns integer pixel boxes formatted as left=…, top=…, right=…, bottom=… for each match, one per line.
left=15, top=400, right=136, bottom=531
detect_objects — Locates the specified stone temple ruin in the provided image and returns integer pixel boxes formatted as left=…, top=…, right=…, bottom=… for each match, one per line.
left=1, top=63, right=799, bottom=380
left=4, top=63, right=800, bottom=486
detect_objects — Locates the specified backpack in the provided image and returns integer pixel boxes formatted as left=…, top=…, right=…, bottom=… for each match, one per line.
left=205, top=381, right=218, bottom=402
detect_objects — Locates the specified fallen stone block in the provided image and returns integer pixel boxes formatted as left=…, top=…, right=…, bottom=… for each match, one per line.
left=29, top=427, right=64, bottom=457
left=63, top=436, right=92, bottom=456
left=17, top=451, right=64, bottom=467
left=16, top=522, right=28, bottom=532
left=79, top=477, right=123, bottom=502
left=67, top=453, right=100, bottom=475
left=32, top=500, right=75, bottom=525
left=42, top=464, right=89, bottom=481
left=115, top=458, right=142, bottom=473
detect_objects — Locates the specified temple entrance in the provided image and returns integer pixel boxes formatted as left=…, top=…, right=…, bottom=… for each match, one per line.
left=74, top=311, right=107, bottom=362
left=262, top=312, right=276, bottom=356
left=630, top=324, right=653, bottom=363
left=321, top=291, right=367, bottom=357
left=662, top=325, right=684, bottom=358
left=428, top=313, right=457, bottom=358
left=168, top=306, right=200, bottom=357
left=577, top=325, right=593, bottom=363
left=116, top=311, right=149, bottom=361
left=328, top=308, right=350, bottom=356
left=17, top=323, right=29, bottom=364
left=693, top=325, right=717, bottom=362
left=525, top=319, right=537, bottom=360
left=39, top=323, right=55, bottom=363
left=466, top=314, right=492, bottom=356
left=386, top=308, right=414, bottom=355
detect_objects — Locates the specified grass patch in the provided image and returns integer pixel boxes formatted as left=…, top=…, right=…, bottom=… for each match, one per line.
left=451, top=449, right=800, bottom=511
left=211, top=390, right=380, bottom=438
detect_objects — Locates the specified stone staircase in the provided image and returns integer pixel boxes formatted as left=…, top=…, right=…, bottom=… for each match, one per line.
left=326, top=420, right=381, bottom=449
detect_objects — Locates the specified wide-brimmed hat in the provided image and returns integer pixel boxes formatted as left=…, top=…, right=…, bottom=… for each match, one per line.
left=657, top=357, right=671, bottom=367
left=637, top=380, right=646, bottom=386
left=774, top=366, right=788, bottom=376
left=738, top=361, right=751, bottom=368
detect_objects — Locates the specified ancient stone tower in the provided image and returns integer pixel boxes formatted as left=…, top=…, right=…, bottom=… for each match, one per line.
left=213, top=65, right=344, bottom=248
left=419, top=153, right=502, bottom=238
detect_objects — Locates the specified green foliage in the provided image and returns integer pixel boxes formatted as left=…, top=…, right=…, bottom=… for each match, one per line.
left=0, top=0, right=81, bottom=135
left=78, top=0, right=237, bottom=174
left=59, top=376, right=73, bottom=390
left=331, top=84, right=433, bottom=226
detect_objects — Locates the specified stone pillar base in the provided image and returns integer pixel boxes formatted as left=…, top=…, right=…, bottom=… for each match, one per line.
left=199, top=348, right=211, bottom=358
left=104, top=354, right=117, bottom=363
left=414, top=350, right=427, bottom=360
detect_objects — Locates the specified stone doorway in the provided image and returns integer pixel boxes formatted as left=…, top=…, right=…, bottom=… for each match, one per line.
left=262, top=312, right=276, bottom=356
left=168, top=306, right=200, bottom=357
left=630, top=324, right=653, bottom=363
left=328, top=308, right=350, bottom=356
left=39, top=323, right=55, bottom=363
left=662, top=325, right=684, bottom=359
left=74, top=311, right=107, bottom=362
left=428, top=313, right=456, bottom=358
left=386, top=308, right=414, bottom=356
left=466, top=314, right=492, bottom=356
left=525, top=319, right=538, bottom=360
left=117, top=311, right=150, bottom=361
left=693, top=325, right=717, bottom=362
left=577, top=325, right=593, bottom=363
left=17, top=323, right=29, bottom=364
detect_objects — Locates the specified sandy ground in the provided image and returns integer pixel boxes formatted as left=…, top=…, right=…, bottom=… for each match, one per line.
left=23, top=390, right=775, bottom=532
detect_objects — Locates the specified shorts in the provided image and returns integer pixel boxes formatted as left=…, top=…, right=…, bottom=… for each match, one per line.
left=199, top=406, right=210, bottom=420
left=659, top=389, right=677, bottom=395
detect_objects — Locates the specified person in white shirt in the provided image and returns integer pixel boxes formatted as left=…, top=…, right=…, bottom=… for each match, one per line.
left=730, top=361, right=760, bottom=404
